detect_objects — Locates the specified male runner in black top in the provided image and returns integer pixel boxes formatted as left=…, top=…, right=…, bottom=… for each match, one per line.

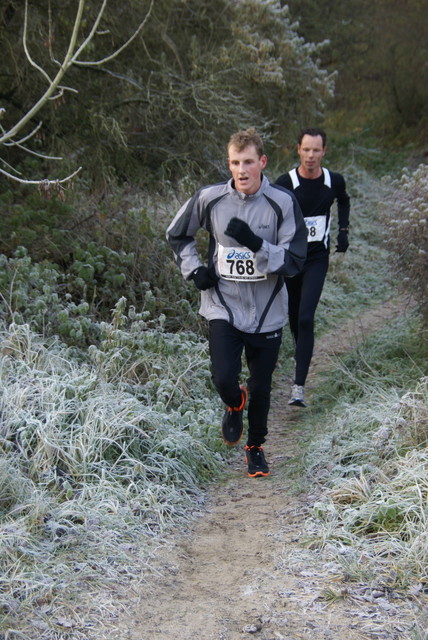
left=275, top=127, right=350, bottom=406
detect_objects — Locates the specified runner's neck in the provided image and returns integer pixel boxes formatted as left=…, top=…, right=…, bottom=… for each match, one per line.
left=298, top=166, right=323, bottom=180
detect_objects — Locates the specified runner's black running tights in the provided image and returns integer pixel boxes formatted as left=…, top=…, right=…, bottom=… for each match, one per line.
left=285, top=256, right=329, bottom=386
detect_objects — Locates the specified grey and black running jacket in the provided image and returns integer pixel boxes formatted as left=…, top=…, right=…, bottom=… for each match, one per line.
left=166, top=175, right=307, bottom=334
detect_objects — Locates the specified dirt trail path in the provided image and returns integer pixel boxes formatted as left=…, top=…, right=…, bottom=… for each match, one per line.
left=107, top=297, right=424, bottom=640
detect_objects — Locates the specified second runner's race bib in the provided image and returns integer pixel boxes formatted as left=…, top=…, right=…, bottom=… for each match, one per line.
left=217, top=244, right=267, bottom=282
left=304, top=215, right=327, bottom=242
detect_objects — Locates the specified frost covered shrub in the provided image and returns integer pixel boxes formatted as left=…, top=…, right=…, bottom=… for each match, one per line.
left=382, top=164, right=428, bottom=323
left=0, top=247, right=99, bottom=345
left=0, top=181, right=200, bottom=333
left=0, top=245, right=200, bottom=345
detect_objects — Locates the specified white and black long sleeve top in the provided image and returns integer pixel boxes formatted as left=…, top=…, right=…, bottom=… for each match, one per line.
left=275, top=168, right=350, bottom=260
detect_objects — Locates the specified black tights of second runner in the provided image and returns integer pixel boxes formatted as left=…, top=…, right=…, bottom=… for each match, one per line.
left=286, top=257, right=328, bottom=387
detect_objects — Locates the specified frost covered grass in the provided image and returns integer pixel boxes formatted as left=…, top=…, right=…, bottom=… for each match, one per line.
left=382, top=164, right=428, bottom=324
left=318, top=166, right=393, bottom=325
left=302, top=315, right=428, bottom=591
left=0, top=300, right=227, bottom=638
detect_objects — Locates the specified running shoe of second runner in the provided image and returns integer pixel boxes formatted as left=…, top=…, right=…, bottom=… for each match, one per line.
left=221, top=385, right=248, bottom=446
left=288, top=384, right=306, bottom=407
left=245, top=445, right=270, bottom=477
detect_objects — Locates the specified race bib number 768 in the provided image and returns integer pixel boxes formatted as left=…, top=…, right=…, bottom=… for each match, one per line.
left=217, top=245, right=267, bottom=282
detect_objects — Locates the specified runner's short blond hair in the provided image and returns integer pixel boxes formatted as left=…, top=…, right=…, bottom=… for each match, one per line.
left=228, top=127, right=264, bottom=157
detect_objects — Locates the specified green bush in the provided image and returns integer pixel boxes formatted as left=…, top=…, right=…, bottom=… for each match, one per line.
left=0, top=248, right=102, bottom=345
left=0, top=187, right=79, bottom=261
left=0, top=185, right=203, bottom=336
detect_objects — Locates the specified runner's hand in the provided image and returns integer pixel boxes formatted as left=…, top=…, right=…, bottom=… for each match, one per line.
left=189, top=266, right=219, bottom=290
left=336, top=230, right=349, bottom=253
left=225, top=217, right=263, bottom=253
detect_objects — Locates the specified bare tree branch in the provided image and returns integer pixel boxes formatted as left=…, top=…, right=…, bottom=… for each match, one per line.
left=1, top=0, right=85, bottom=146
left=74, top=0, right=155, bottom=67
left=2, top=121, right=44, bottom=147
left=0, top=165, right=82, bottom=185
left=0, top=0, right=155, bottom=187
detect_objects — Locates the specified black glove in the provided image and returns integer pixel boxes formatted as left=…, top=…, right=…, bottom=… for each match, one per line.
left=225, top=217, right=263, bottom=253
left=336, top=230, right=349, bottom=253
left=189, top=266, right=219, bottom=291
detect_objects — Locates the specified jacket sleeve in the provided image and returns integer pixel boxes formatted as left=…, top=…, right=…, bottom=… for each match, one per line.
left=255, top=189, right=307, bottom=278
left=166, top=191, right=205, bottom=280
left=336, top=174, right=351, bottom=229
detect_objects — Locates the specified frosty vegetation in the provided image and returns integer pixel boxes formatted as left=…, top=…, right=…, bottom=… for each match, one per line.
left=382, top=164, right=428, bottom=324
left=0, top=163, right=427, bottom=637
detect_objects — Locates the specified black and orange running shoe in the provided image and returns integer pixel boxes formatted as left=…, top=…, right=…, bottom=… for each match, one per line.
left=245, top=445, right=270, bottom=477
left=221, top=385, right=248, bottom=446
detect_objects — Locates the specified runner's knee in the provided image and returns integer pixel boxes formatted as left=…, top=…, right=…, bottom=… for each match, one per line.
left=298, top=312, right=315, bottom=333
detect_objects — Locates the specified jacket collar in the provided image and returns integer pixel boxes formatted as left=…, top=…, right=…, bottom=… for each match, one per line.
left=228, top=174, right=268, bottom=200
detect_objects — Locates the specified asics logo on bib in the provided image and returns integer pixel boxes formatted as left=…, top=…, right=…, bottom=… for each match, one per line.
left=226, top=248, right=252, bottom=260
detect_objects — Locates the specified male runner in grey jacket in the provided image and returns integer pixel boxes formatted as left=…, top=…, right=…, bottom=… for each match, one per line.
left=167, top=128, right=307, bottom=477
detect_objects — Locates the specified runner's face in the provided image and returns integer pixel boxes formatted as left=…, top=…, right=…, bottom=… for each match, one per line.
left=297, top=134, right=326, bottom=174
left=228, top=144, right=267, bottom=195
